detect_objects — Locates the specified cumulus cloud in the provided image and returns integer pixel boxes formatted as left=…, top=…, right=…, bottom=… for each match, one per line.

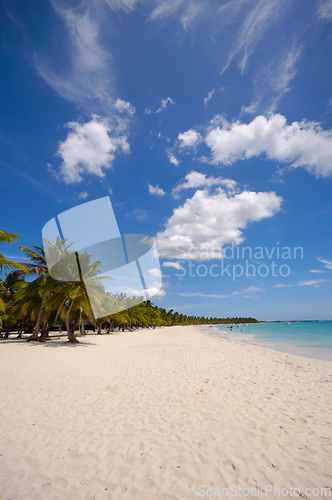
left=148, top=267, right=163, bottom=278
left=156, top=187, right=282, bottom=261
left=148, top=184, right=166, bottom=196
left=57, top=116, right=129, bottom=183
left=123, top=284, right=166, bottom=300
left=147, top=286, right=166, bottom=299
left=115, top=98, right=136, bottom=115
left=178, top=129, right=202, bottom=148
left=172, top=171, right=237, bottom=198
left=205, top=113, right=332, bottom=177
left=162, top=261, right=185, bottom=270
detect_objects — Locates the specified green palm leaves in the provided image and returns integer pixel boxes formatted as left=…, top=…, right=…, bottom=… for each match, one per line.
left=0, top=228, right=27, bottom=273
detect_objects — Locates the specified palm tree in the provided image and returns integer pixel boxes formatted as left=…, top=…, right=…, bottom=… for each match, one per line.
left=19, top=238, right=79, bottom=341
left=0, top=228, right=27, bottom=274
left=18, top=245, right=53, bottom=341
left=0, top=271, right=27, bottom=337
left=44, top=250, right=114, bottom=342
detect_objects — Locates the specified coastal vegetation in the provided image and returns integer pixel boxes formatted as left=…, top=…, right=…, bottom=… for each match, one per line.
left=0, top=228, right=258, bottom=342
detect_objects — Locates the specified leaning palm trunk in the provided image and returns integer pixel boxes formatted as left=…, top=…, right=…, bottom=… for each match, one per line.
left=65, top=299, right=78, bottom=343
left=27, top=293, right=47, bottom=341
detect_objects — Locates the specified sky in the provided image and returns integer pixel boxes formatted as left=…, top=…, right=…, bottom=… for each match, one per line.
left=1, top=0, right=332, bottom=321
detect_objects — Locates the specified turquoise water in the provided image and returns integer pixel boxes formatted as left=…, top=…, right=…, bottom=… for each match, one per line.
left=211, top=321, right=332, bottom=361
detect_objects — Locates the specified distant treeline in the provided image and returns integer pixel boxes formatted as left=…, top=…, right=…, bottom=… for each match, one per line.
left=0, top=228, right=258, bottom=342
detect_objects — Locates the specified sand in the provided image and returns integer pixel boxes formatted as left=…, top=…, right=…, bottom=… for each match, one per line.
left=0, top=325, right=332, bottom=499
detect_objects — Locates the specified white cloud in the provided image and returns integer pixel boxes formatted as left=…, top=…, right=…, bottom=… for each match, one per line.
left=123, top=284, right=166, bottom=300
left=35, top=1, right=114, bottom=110
left=156, top=97, right=175, bottom=113
left=156, top=187, right=282, bottom=261
left=179, top=0, right=205, bottom=30
left=205, top=113, right=332, bottom=177
left=243, top=286, right=265, bottom=292
left=204, top=89, right=215, bottom=106
left=145, top=97, right=175, bottom=115
left=148, top=286, right=166, bottom=299
left=115, top=99, right=136, bottom=115
left=148, top=184, right=166, bottom=196
left=298, top=279, right=328, bottom=287
left=172, top=171, right=237, bottom=198
left=269, top=45, right=302, bottom=108
left=317, top=258, right=332, bottom=270
left=103, top=0, right=139, bottom=12
left=78, top=191, right=88, bottom=199
left=167, top=152, right=180, bottom=166
left=317, top=0, right=332, bottom=20
left=328, top=98, right=332, bottom=113
left=148, top=267, right=163, bottom=278
left=178, top=129, right=202, bottom=148
left=242, top=44, right=303, bottom=114
left=57, top=116, right=130, bottom=183
left=162, top=261, right=185, bottom=270
left=310, top=269, right=324, bottom=273
left=221, top=0, right=289, bottom=74
left=149, top=0, right=205, bottom=25
left=274, top=279, right=328, bottom=288
left=130, top=208, right=149, bottom=221
left=178, top=292, right=229, bottom=298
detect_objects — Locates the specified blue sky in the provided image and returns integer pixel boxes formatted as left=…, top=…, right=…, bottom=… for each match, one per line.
left=1, top=0, right=332, bottom=321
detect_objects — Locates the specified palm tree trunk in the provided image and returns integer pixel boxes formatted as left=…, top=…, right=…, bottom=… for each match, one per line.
left=80, top=317, right=86, bottom=335
left=16, top=323, right=23, bottom=339
left=27, top=293, right=47, bottom=341
left=40, top=321, right=50, bottom=341
left=106, top=319, right=114, bottom=334
left=66, top=299, right=79, bottom=343
left=4, top=323, right=10, bottom=339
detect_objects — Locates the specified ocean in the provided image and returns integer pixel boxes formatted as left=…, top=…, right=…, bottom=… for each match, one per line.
left=210, top=321, right=332, bottom=362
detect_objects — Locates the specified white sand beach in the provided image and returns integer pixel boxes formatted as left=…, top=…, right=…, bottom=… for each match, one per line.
left=1, top=325, right=332, bottom=499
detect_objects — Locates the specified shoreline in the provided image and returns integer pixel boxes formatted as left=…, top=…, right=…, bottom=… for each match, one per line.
left=206, top=324, right=332, bottom=363
left=1, top=325, right=332, bottom=499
